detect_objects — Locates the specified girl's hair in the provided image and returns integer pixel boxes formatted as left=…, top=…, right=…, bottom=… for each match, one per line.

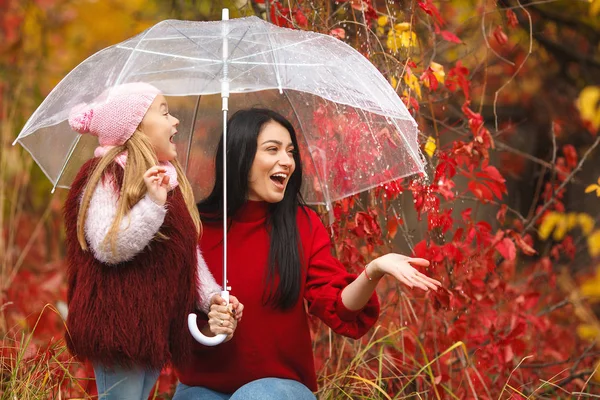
left=198, top=108, right=305, bottom=310
left=76, top=131, right=200, bottom=255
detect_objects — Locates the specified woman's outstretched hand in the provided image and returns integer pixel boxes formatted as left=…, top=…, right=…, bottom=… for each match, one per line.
left=368, top=254, right=441, bottom=291
left=206, top=294, right=244, bottom=342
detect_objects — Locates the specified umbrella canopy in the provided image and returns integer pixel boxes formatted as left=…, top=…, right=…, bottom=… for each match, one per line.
left=14, top=13, right=426, bottom=345
left=14, top=16, right=424, bottom=205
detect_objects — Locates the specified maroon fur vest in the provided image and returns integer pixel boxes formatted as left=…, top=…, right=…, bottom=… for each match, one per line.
left=63, top=159, right=199, bottom=370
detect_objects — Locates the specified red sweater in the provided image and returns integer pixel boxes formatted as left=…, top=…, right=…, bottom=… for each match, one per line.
left=175, top=201, right=379, bottom=392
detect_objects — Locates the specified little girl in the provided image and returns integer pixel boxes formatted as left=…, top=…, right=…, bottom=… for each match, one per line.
left=63, top=82, right=241, bottom=399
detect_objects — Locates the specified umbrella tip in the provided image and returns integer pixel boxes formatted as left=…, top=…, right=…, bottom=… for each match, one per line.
left=222, top=8, right=229, bottom=21
left=11, top=138, right=18, bottom=146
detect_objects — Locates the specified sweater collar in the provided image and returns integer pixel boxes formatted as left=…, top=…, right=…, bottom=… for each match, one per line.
left=234, top=200, right=270, bottom=222
left=94, top=145, right=179, bottom=191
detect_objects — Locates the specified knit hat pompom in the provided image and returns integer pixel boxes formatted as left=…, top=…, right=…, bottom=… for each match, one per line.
left=68, top=82, right=161, bottom=146
left=69, top=104, right=95, bottom=134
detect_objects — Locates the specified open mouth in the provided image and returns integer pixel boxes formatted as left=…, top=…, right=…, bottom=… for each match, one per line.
left=270, top=173, right=288, bottom=189
left=169, top=132, right=177, bottom=143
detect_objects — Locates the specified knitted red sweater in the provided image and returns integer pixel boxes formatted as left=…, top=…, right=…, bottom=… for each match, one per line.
left=63, top=159, right=200, bottom=370
left=175, top=201, right=380, bottom=393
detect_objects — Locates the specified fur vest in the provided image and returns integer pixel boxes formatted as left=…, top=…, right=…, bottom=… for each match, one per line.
left=63, top=159, right=199, bottom=370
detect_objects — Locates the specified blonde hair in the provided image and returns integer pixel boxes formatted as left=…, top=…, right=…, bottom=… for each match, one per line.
left=76, top=131, right=201, bottom=255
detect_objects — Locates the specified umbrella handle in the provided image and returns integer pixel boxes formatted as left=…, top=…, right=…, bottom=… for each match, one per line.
left=187, top=290, right=229, bottom=346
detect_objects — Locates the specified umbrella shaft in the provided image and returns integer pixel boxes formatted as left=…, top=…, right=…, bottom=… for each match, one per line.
left=221, top=8, right=230, bottom=292
left=222, top=107, right=228, bottom=291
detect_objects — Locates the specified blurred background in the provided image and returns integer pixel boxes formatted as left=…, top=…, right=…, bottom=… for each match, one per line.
left=1, top=0, right=600, bottom=398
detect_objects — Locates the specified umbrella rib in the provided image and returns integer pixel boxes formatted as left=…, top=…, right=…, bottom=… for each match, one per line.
left=334, top=51, right=423, bottom=165
left=115, top=46, right=222, bottom=63
left=136, top=32, right=290, bottom=42
left=114, top=23, right=158, bottom=87
left=51, top=134, right=81, bottom=193
left=229, top=61, right=325, bottom=67
left=229, top=37, right=321, bottom=62
left=262, top=23, right=283, bottom=93
left=281, top=91, right=332, bottom=208
left=166, top=21, right=224, bottom=63
left=116, top=46, right=325, bottom=68
left=184, top=96, right=202, bottom=173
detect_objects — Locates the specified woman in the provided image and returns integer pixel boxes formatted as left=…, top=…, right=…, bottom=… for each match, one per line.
left=174, top=108, right=441, bottom=400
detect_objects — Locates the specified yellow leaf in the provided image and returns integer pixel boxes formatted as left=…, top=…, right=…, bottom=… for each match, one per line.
left=585, top=184, right=600, bottom=194
left=394, top=22, right=411, bottom=32
left=538, top=212, right=562, bottom=240
left=588, top=230, right=600, bottom=257
left=577, top=324, right=600, bottom=341
left=566, top=213, right=578, bottom=231
left=386, top=35, right=400, bottom=52
left=581, top=280, right=600, bottom=301
left=424, top=137, right=436, bottom=157
left=553, top=215, right=568, bottom=241
left=404, top=72, right=422, bottom=99
left=400, top=31, right=417, bottom=48
left=591, top=0, right=600, bottom=16
left=386, top=24, right=416, bottom=51
left=578, top=213, right=595, bottom=235
left=430, top=62, right=445, bottom=84
left=577, top=86, right=600, bottom=131
left=378, top=16, right=389, bottom=26
left=390, top=76, right=398, bottom=89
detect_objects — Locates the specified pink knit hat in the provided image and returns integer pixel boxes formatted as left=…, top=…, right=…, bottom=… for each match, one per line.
left=68, top=82, right=161, bottom=146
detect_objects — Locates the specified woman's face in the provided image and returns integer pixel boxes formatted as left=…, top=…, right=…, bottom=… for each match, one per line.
left=247, top=121, right=296, bottom=203
left=140, top=94, right=180, bottom=162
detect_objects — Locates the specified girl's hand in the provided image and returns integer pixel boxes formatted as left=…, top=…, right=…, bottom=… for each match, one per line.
left=207, top=294, right=244, bottom=342
left=143, top=166, right=170, bottom=206
left=368, top=254, right=441, bottom=291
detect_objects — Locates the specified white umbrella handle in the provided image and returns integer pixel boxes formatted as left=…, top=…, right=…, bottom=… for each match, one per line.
left=187, top=290, right=229, bottom=346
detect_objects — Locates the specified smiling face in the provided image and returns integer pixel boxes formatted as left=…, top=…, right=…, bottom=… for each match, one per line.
left=247, top=121, right=296, bottom=203
left=139, top=94, right=180, bottom=162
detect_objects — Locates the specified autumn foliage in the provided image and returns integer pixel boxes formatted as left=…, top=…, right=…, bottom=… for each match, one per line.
left=2, top=0, right=600, bottom=398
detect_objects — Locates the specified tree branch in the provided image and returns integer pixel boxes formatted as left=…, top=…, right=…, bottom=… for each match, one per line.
left=523, top=134, right=600, bottom=233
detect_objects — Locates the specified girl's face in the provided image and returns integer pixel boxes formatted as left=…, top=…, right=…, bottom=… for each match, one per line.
left=140, top=95, right=180, bottom=162
left=248, top=121, right=296, bottom=203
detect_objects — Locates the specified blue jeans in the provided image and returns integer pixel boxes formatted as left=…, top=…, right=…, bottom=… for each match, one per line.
left=93, top=363, right=160, bottom=400
left=173, top=378, right=317, bottom=400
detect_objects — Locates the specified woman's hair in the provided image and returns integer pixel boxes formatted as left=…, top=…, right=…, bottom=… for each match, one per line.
left=198, top=108, right=305, bottom=310
left=76, top=131, right=201, bottom=255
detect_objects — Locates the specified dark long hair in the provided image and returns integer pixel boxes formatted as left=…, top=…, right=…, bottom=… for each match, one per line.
left=198, top=108, right=305, bottom=310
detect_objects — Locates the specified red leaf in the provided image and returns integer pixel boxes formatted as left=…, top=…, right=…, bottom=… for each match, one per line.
left=417, top=0, right=445, bottom=26
left=492, top=26, right=508, bottom=46
left=562, top=144, right=578, bottom=168
left=440, top=30, right=462, bottom=44
left=506, top=9, right=518, bottom=28
left=330, top=28, right=345, bottom=40
left=508, top=231, right=537, bottom=256
left=461, top=208, right=472, bottom=223
left=420, top=67, right=439, bottom=90
left=432, top=287, right=452, bottom=310
left=446, top=61, right=470, bottom=100
left=496, top=237, right=516, bottom=261
left=496, top=204, right=508, bottom=225
left=293, top=8, right=308, bottom=27
left=269, top=3, right=291, bottom=28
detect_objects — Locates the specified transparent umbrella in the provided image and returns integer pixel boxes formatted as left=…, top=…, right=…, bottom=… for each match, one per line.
left=13, top=10, right=425, bottom=345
